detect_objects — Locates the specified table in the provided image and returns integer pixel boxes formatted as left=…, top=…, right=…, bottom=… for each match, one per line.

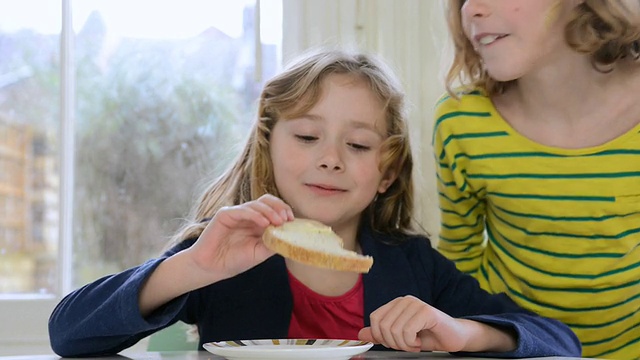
left=0, top=351, right=590, bottom=360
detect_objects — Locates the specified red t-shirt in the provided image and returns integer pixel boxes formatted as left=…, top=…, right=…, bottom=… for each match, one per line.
left=287, top=270, right=364, bottom=340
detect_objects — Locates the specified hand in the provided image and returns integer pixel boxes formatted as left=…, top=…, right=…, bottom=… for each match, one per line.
left=184, top=194, right=294, bottom=280
left=358, top=295, right=469, bottom=352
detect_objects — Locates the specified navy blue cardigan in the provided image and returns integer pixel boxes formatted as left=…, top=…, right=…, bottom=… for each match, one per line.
left=49, top=223, right=582, bottom=358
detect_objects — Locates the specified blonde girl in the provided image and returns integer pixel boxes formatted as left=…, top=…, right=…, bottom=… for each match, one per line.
left=435, top=1, right=640, bottom=358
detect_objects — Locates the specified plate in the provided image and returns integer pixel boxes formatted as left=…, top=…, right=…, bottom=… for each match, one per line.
left=203, top=339, right=374, bottom=360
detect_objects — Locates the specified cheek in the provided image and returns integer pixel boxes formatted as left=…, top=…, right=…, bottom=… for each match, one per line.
left=355, top=156, right=384, bottom=184
left=460, top=16, right=472, bottom=41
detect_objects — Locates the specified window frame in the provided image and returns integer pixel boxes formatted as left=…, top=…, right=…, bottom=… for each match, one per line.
left=0, top=0, right=71, bottom=354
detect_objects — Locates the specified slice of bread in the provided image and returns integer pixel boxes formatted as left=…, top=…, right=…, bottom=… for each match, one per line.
left=262, top=219, right=374, bottom=273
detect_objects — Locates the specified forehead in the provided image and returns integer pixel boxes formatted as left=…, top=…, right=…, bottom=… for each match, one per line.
left=309, top=74, right=386, bottom=133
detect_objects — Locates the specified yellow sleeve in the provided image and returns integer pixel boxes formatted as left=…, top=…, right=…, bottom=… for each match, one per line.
left=432, top=95, right=487, bottom=276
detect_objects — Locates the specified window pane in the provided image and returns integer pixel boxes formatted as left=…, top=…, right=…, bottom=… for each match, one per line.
left=0, top=0, right=61, bottom=295
left=72, top=0, right=282, bottom=287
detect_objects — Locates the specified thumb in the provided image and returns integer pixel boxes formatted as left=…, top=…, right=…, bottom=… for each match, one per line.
left=358, top=327, right=376, bottom=343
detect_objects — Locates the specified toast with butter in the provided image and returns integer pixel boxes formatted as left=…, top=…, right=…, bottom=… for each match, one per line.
left=262, top=219, right=373, bottom=273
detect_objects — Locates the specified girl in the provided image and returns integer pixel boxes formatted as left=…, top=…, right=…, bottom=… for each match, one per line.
left=49, top=49, right=581, bottom=358
left=435, top=1, right=640, bottom=359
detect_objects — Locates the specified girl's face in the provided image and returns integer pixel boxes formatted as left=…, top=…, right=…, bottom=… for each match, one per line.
left=269, top=74, right=396, bottom=233
left=461, top=0, right=580, bottom=81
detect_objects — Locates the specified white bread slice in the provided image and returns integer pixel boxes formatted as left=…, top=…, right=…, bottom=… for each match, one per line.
left=262, top=219, right=374, bottom=273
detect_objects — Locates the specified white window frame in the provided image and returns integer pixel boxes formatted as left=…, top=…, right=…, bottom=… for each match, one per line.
left=0, top=0, right=71, bottom=354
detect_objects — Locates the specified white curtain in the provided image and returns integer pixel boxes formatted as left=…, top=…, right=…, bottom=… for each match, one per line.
left=282, top=0, right=449, bottom=240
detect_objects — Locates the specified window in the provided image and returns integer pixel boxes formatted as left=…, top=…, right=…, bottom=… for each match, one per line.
left=0, top=0, right=282, bottom=354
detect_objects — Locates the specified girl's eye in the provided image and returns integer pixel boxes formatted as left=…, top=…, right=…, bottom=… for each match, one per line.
left=348, top=143, right=370, bottom=152
left=295, top=134, right=317, bottom=142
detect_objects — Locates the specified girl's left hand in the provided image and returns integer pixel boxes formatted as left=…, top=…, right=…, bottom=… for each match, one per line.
left=358, top=295, right=469, bottom=352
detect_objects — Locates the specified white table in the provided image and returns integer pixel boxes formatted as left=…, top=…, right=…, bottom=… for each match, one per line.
left=0, top=351, right=591, bottom=360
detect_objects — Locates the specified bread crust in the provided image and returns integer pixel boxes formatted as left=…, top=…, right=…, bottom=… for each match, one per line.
left=262, top=220, right=373, bottom=273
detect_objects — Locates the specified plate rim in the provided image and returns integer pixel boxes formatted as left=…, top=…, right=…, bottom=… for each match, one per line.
left=202, top=338, right=374, bottom=355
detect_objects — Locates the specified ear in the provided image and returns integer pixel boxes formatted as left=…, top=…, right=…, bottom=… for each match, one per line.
left=377, top=168, right=399, bottom=194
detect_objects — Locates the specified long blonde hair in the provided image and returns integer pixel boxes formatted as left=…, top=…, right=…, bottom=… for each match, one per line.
left=171, top=48, right=414, bottom=244
left=444, top=0, right=640, bottom=97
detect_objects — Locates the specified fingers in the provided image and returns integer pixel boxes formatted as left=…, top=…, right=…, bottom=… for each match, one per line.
left=358, top=327, right=374, bottom=343
left=216, top=194, right=294, bottom=229
left=186, top=194, right=295, bottom=280
left=366, top=296, right=434, bottom=352
left=254, top=194, right=295, bottom=225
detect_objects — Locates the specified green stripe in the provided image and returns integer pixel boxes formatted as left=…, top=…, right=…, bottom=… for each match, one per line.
left=488, top=220, right=625, bottom=258
left=441, top=214, right=483, bottom=230
left=485, top=259, right=640, bottom=312
left=435, top=172, right=456, bottom=187
left=478, top=262, right=490, bottom=284
left=593, top=335, right=640, bottom=358
left=432, top=110, right=492, bottom=143
left=440, top=199, right=483, bottom=218
left=582, top=322, right=640, bottom=346
left=442, top=131, right=509, bottom=148
left=433, top=89, right=483, bottom=107
left=439, top=229, right=485, bottom=243
left=490, top=206, right=640, bottom=242
left=494, top=204, right=640, bottom=222
left=452, top=149, right=640, bottom=161
left=438, top=191, right=476, bottom=205
left=468, top=171, right=640, bottom=180
left=434, top=95, right=451, bottom=107
left=486, top=260, right=640, bottom=293
left=445, top=252, right=483, bottom=263
left=488, top=191, right=615, bottom=202
left=436, top=171, right=474, bottom=194
left=486, top=227, right=640, bottom=279
left=567, top=309, right=637, bottom=328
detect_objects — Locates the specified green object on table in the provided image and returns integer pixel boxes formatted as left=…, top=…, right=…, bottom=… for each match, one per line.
left=147, top=321, right=198, bottom=351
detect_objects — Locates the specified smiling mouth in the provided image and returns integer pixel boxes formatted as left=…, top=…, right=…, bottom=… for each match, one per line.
left=307, top=184, right=346, bottom=193
left=477, top=34, right=508, bottom=46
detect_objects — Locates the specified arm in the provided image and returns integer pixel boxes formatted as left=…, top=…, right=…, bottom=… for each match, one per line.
left=48, top=255, right=189, bottom=357
left=49, top=194, right=294, bottom=357
left=139, top=194, right=293, bottom=315
left=359, top=295, right=516, bottom=353
left=429, top=245, right=582, bottom=358
left=432, top=101, right=487, bottom=276
left=358, top=239, right=581, bottom=357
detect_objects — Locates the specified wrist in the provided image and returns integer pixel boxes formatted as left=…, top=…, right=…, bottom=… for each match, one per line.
left=459, top=319, right=517, bottom=353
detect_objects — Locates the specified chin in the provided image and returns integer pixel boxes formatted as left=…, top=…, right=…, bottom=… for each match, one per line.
left=485, top=65, right=526, bottom=83
left=293, top=212, right=342, bottom=228
left=486, top=71, right=520, bottom=83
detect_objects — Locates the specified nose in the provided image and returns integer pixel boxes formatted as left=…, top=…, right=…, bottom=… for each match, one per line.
left=317, top=142, right=344, bottom=172
left=461, top=0, right=491, bottom=18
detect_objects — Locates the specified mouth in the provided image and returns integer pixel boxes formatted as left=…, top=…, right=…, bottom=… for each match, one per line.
left=475, top=33, right=508, bottom=46
left=306, top=183, right=347, bottom=193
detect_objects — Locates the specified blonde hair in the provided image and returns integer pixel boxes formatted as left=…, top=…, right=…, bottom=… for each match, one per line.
left=444, top=0, right=640, bottom=97
left=171, top=48, right=414, bottom=244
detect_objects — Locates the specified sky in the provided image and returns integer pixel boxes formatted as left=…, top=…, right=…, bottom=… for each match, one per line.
left=0, top=0, right=282, bottom=43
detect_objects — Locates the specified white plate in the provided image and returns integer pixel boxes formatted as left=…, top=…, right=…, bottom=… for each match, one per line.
left=203, top=339, right=374, bottom=360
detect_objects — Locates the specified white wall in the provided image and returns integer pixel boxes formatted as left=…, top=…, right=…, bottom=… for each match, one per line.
left=283, top=0, right=450, bottom=239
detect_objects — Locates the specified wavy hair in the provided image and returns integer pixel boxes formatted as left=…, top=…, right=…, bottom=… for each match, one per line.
left=444, top=0, right=640, bottom=97
left=170, top=48, right=415, bottom=244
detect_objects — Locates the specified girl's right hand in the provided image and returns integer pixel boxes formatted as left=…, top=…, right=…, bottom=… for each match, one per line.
left=184, top=194, right=294, bottom=281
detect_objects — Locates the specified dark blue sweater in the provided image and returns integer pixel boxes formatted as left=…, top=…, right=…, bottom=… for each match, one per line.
left=49, top=224, right=582, bottom=358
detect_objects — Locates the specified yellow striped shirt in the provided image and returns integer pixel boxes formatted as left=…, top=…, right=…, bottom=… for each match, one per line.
left=433, top=90, right=640, bottom=359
